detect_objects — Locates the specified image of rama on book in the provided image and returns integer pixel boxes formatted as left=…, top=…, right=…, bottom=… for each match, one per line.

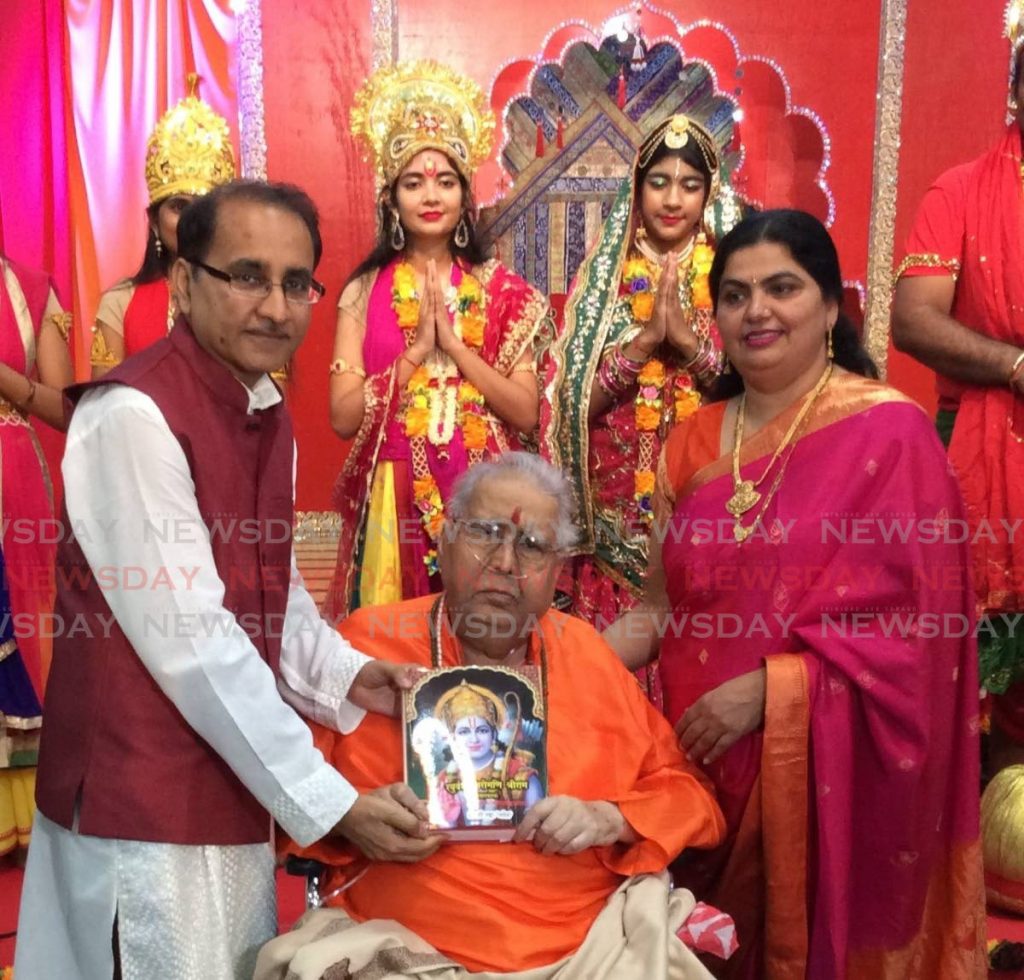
left=404, top=665, right=546, bottom=838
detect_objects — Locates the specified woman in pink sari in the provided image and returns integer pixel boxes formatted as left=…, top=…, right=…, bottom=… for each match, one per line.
left=606, top=210, right=986, bottom=978
left=0, top=256, right=73, bottom=860
left=323, top=62, right=550, bottom=619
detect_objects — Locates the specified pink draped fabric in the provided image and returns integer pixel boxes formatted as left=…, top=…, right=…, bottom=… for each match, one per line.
left=0, top=0, right=73, bottom=495
left=659, top=378, right=985, bottom=977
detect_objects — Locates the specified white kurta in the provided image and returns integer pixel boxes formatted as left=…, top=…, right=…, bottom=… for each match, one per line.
left=16, top=376, right=368, bottom=980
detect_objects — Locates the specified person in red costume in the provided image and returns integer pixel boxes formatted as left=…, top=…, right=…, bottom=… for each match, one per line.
left=90, top=73, right=235, bottom=378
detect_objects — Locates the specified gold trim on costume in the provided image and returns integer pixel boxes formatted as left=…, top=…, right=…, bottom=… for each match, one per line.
left=89, top=325, right=120, bottom=369
left=893, top=253, right=962, bottom=283
left=48, top=311, right=73, bottom=342
left=0, top=638, right=17, bottom=663
left=863, top=0, right=909, bottom=378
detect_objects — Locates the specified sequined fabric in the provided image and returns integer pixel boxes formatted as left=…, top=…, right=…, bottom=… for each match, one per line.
left=117, top=838, right=276, bottom=979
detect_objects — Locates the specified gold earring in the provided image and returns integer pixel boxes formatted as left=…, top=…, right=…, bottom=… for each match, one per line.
left=827, top=328, right=834, bottom=360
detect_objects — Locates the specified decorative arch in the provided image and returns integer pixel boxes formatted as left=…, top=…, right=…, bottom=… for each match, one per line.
left=477, top=6, right=839, bottom=302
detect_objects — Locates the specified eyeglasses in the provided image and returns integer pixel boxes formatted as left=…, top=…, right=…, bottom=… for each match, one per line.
left=452, top=518, right=561, bottom=576
left=188, top=259, right=326, bottom=306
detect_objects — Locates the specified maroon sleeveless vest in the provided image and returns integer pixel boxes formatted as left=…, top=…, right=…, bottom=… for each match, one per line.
left=36, top=322, right=294, bottom=845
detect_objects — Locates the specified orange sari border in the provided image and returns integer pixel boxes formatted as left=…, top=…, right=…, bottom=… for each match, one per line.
left=761, top=653, right=811, bottom=979
left=847, top=839, right=986, bottom=979
left=681, top=373, right=923, bottom=499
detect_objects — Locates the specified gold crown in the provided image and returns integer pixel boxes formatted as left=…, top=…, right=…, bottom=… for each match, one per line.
left=1009, top=1, right=1024, bottom=52
left=435, top=680, right=505, bottom=730
left=637, top=113, right=722, bottom=206
left=145, top=74, right=236, bottom=206
left=351, top=60, right=495, bottom=184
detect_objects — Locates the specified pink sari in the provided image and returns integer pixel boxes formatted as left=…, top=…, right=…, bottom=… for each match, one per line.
left=0, top=260, right=56, bottom=698
left=324, top=258, right=549, bottom=621
left=658, top=374, right=985, bottom=978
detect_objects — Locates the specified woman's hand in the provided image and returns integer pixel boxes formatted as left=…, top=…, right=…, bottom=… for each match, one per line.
left=408, top=262, right=437, bottom=362
left=661, top=259, right=699, bottom=360
left=630, top=265, right=668, bottom=356
left=675, top=667, right=767, bottom=765
left=430, top=260, right=462, bottom=355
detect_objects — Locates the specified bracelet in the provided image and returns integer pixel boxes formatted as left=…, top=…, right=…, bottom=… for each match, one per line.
left=399, top=353, right=423, bottom=372
left=681, top=335, right=722, bottom=388
left=511, top=362, right=536, bottom=375
left=617, top=329, right=653, bottom=368
left=22, top=377, right=37, bottom=408
left=329, top=357, right=366, bottom=379
left=1009, top=350, right=1024, bottom=387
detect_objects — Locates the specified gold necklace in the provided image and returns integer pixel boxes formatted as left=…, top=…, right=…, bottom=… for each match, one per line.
left=634, top=229, right=695, bottom=273
left=727, top=363, right=834, bottom=541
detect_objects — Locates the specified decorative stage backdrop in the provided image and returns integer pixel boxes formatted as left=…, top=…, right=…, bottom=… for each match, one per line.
left=0, top=0, right=1010, bottom=510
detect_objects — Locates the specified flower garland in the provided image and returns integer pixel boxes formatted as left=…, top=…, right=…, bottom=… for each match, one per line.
left=621, top=239, right=715, bottom=519
left=392, top=261, right=489, bottom=573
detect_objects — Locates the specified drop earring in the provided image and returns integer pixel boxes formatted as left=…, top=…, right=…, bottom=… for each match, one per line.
left=154, top=230, right=163, bottom=258
left=454, top=215, right=470, bottom=249
left=390, top=210, right=405, bottom=251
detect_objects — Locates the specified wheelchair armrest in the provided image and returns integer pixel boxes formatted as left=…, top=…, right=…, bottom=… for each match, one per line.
left=284, top=856, right=326, bottom=878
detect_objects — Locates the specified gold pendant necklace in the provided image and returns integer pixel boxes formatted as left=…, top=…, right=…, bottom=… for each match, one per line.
left=728, top=363, right=834, bottom=540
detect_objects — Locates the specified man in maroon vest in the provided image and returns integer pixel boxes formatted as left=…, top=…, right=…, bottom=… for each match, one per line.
left=16, top=181, right=443, bottom=979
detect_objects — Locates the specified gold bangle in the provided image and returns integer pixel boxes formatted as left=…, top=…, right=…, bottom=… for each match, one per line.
left=329, top=357, right=366, bottom=379
left=511, top=362, right=536, bottom=375
left=399, top=353, right=422, bottom=371
left=1009, top=350, right=1024, bottom=387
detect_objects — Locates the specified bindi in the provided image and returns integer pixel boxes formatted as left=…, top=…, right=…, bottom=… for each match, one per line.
left=510, top=506, right=522, bottom=526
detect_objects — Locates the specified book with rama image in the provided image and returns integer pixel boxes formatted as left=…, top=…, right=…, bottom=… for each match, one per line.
left=403, top=665, right=547, bottom=841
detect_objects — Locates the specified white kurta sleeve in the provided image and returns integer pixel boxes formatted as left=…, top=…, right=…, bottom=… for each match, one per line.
left=277, top=560, right=370, bottom=734
left=62, top=385, right=357, bottom=846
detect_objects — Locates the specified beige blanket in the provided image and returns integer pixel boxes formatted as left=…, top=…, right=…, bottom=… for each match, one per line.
left=254, top=872, right=717, bottom=980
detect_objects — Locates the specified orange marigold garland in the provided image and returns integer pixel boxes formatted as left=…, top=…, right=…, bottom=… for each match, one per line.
left=620, top=243, right=715, bottom=519
left=392, top=262, right=489, bottom=571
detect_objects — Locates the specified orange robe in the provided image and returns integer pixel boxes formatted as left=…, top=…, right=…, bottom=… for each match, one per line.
left=286, top=594, right=725, bottom=973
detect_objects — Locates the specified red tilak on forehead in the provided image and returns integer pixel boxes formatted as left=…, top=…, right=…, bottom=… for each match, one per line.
left=510, top=506, right=522, bottom=526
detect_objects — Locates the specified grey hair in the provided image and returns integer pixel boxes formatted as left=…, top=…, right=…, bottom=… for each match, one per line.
left=446, top=452, right=580, bottom=551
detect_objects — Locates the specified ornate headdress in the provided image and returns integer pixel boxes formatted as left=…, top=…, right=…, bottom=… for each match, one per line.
left=145, top=73, right=236, bottom=206
left=1009, top=1, right=1024, bottom=53
left=435, top=680, right=505, bottom=731
left=637, top=114, right=721, bottom=201
left=351, top=60, right=495, bottom=184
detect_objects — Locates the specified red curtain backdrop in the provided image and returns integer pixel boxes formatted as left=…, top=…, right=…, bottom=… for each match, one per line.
left=261, top=0, right=378, bottom=512
left=63, top=0, right=238, bottom=373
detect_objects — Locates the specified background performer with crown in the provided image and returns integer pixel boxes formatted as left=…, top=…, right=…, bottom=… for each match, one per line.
left=323, top=60, right=552, bottom=621
left=893, top=2, right=1024, bottom=921
left=90, top=73, right=236, bottom=377
left=541, top=114, right=729, bottom=699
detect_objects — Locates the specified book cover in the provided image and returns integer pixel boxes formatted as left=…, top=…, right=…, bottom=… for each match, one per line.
left=403, top=664, right=547, bottom=841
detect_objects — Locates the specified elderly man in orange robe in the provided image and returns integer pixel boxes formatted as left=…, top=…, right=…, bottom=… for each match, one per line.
left=257, top=453, right=726, bottom=979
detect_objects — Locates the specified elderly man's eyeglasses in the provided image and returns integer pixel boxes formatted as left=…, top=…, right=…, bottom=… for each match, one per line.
left=189, top=259, right=326, bottom=306
left=453, top=518, right=560, bottom=575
